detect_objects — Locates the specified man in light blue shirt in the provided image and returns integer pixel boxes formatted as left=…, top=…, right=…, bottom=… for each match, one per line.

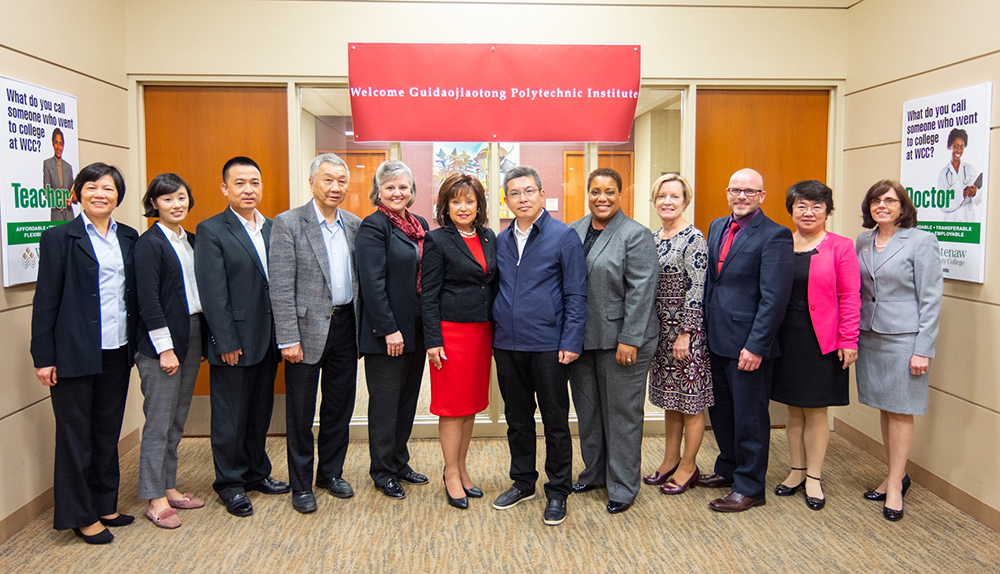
left=270, top=153, right=363, bottom=514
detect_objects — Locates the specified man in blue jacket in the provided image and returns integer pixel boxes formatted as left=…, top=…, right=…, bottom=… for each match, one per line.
left=491, top=165, right=587, bottom=526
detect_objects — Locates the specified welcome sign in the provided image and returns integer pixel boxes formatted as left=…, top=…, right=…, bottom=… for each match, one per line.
left=1, top=76, right=79, bottom=286
left=348, top=44, right=641, bottom=143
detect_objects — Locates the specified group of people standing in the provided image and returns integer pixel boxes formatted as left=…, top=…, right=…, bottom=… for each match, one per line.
left=30, top=152, right=942, bottom=544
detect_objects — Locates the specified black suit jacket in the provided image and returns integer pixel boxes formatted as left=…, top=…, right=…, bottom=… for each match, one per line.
left=194, top=208, right=274, bottom=367
left=356, top=209, right=429, bottom=355
left=705, top=209, right=793, bottom=360
left=135, top=223, right=206, bottom=363
left=30, top=215, right=139, bottom=377
left=420, top=226, right=498, bottom=349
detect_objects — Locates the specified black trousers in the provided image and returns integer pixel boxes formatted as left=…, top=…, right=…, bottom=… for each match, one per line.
left=494, top=349, right=572, bottom=500
left=209, top=344, right=278, bottom=500
left=707, top=352, right=774, bottom=500
left=364, top=317, right=424, bottom=487
left=49, top=346, right=131, bottom=530
left=284, top=306, right=357, bottom=491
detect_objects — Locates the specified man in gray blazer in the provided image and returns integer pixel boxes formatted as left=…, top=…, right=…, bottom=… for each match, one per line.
left=43, top=128, right=75, bottom=221
left=270, top=154, right=362, bottom=514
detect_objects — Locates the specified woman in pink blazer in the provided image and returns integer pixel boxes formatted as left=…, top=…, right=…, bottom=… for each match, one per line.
left=771, top=180, right=861, bottom=511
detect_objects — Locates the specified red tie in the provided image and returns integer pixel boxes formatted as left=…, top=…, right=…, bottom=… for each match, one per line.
left=718, top=220, right=740, bottom=273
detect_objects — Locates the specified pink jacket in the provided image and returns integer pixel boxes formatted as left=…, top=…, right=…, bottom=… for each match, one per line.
left=806, top=232, right=861, bottom=355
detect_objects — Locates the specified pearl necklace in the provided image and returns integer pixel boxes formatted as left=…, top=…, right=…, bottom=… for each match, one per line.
left=458, top=228, right=476, bottom=238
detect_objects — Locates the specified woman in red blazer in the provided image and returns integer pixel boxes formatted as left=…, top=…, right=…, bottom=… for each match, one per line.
left=771, top=180, right=861, bottom=511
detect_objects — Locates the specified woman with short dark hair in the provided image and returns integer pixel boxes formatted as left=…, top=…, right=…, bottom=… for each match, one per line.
left=135, top=173, right=206, bottom=529
left=421, top=173, right=497, bottom=509
left=31, top=163, right=138, bottom=544
left=855, top=179, right=943, bottom=521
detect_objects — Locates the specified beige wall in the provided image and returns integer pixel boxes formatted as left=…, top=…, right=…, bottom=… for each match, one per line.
left=837, top=0, right=1000, bottom=513
left=0, top=0, right=142, bottom=536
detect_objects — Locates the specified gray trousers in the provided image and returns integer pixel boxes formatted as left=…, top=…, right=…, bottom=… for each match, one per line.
left=136, top=316, right=202, bottom=500
left=569, top=339, right=654, bottom=503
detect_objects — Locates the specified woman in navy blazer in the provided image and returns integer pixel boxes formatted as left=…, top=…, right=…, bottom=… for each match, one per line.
left=134, top=173, right=207, bottom=529
left=30, top=163, right=138, bottom=544
left=421, top=173, right=498, bottom=509
left=356, top=161, right=431, bottom=499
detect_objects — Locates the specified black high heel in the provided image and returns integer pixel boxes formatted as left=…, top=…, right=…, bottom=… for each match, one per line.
left=443, top=473, right=469, bottom=509
left=863, top=474, right=910, bottom=502
left=805, top=475, right=825, bottom=510
left=775, top=467, right=806, bottom=496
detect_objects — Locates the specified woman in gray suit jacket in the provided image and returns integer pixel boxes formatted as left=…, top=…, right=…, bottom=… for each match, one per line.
left=855, top=179, right=943, bottom=522
left=568, top=168, right=658, bottom=514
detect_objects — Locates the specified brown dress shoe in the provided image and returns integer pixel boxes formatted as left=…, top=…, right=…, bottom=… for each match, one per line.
left=709, top=491, right=766, bottom=513
left=695, top=473, right=734, bottom=488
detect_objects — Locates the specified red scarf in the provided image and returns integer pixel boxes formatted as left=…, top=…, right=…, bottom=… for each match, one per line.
left=377, top=202, right=426, bottom=293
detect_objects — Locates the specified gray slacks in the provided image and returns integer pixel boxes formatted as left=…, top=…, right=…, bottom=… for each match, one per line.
left=569, top=339, right=654, bottom=503
left=136, top=316, right=202, bottom=500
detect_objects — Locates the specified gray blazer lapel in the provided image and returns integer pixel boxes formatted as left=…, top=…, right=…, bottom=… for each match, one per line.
left=860, top=230, right=876, bottom=279
left=586, top=210, right=625, bottom=271
left=302, top=207, right=332, bottom=284
left=875, top=228, right=908, bottom=272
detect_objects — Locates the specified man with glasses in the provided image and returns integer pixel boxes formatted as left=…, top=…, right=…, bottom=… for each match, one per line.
left=698, top=168, right=793, bottom=512
left=491, top=165, right=587, bottom=526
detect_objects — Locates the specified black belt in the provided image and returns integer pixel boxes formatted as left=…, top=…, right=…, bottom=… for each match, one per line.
left=332, top=304, right=352, bottom=316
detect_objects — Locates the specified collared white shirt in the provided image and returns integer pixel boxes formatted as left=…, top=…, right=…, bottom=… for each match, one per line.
left=81, top=212, right=128, bottom=349
left=313, top=200, right=353, bottom=306
left=231, top=206, right=268, bottom=280
left=513, top=212, right=544, bottom=264
left=147, top=222, right=203, bottom=354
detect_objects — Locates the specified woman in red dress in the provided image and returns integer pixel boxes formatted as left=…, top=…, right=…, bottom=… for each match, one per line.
left=421, top=173, right=498, bottom=510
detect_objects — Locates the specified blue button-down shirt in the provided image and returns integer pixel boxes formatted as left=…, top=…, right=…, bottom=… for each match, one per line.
left=313, top=200, right=353, bottom=306
left=82, top=213, right=128, bottom=349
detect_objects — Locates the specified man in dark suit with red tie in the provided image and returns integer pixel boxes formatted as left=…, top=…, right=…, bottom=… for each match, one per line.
left=699, top=168, right=793, bottom=512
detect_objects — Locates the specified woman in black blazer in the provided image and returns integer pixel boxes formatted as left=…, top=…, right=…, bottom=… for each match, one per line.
left=30, top=163, right=138, bottom=545
left=356, top=160, right=430, bottom=499
left=135, top=173, right=207, bottom=529
left=421, top=174, right=498, bottom=509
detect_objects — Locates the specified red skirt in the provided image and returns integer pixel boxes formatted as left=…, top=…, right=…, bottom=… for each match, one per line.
left=429, top=321, right=492, bottom=417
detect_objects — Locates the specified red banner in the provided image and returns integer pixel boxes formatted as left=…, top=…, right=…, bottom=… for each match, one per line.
left=348, top=43, right=640, bottom=143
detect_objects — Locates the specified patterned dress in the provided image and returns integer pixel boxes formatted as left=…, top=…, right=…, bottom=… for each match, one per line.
left=647, top=225, right=713, bottom=415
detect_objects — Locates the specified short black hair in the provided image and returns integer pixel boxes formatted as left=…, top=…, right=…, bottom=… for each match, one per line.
left=52, top=128, right=63, bottom=144
left=222, top=156, right=261, bottom=183
left=72, top=163, right=126, bottom=207
left=142, top=173, right=194, bottom=218
left=947, top=128, right=968, bottom=148
left=587, top=168, right=623, bottom=193
left=785, top=180, right=834, bottom=215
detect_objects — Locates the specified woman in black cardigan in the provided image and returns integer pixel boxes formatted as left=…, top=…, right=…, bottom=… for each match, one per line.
left=421, top=173, right=498, bottom=509
left=356, top=160, right=430, bottom=500
left=30, top=163, right=138, bottom=544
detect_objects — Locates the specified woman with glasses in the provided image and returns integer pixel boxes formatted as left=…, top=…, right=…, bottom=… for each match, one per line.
left=855, top=179, right=942, bottom=522
left=770, top=180, right=860, bottom=511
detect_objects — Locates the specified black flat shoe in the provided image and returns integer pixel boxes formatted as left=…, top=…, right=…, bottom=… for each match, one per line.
left=805, top=474, right=825, bottom=511
left=292, top=490, right=317, bottom=514
left=607, top=500, right=631, bottom=514
left=248, top=476, right=291, bottom=495
left=399, top=471, right=428, bottom=485
left=571, top=482, right=598, bottom=494
left=73, top=527, right=113, bottom=545
left=863, top=474, right=910, bottom=502
left=883, top=504, right=904, bottom=521
left=464, top=486, right=484, bottom=498
left=98, top=514, right=135, bottom=527
left=223, top=492, right=253, bottom=517
left=446, top=487, right=469, bottom=510
left=775, top=467, right=806, bottom=496
left=379, top=478, right=406, bottom=499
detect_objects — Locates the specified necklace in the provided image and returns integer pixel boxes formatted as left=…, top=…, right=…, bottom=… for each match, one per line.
left=458, top=228, right=476, bottom=238
left=874, top=237, right=889, bottom=249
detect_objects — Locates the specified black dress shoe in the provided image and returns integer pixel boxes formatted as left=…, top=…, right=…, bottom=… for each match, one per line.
left=73, top=527, right=113, bottom=545
left=379, top=478, right=406, bottom=499
left=317, top=477, right=355, bottom=499
left=883, top=504, right=904, bottom=521
left=863, top=474, right=911, bottom=502
left=571, top=482, right=599, bottom=494
left=292, top=490, right=317, bottom=514
left=543, top=498, right=567, bottom=525
left=446, top=487, right=469, bottom=510
left=98, top=513, right=135, bottom=527
left=493, top=486, right=535, bottom=510
left=223, top=492, right=253, bottom=517
left=805, top=475, right=825, bottom=510
left=464, top=486, right=484, bottom=498
left=248, top=476, right=291, bottom=495
left=399, top=471, right=428, bottom=485
left=607, top=500, right=632, bottom=514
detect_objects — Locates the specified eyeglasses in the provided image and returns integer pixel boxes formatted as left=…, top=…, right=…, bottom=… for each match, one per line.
left=793, top=203, right=827, bottom=214
left=507, top=187, right=540, bottom=201
left=869, top=197, right=900, bottom=207
left=726, top=187, right=761, bottom=198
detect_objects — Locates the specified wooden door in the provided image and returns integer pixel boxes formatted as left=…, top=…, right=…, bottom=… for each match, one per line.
left=144, top=85, right=290, bottom=399
left=322, top=150, right=388, bottom=220
left=562, top=152, right=635, bottom=223
left=694, top=90, right=829, bottom=235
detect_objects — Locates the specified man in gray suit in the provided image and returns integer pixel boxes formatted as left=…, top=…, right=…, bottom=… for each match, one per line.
left=43, top=128, right=75, bottom=221
left=270, top=153, right=362, bottom=514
